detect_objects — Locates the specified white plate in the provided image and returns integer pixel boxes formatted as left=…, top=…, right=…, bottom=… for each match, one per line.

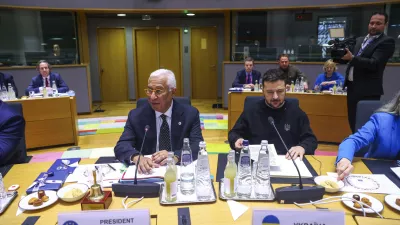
left=57, top=183, right=89, bottom=202
left=19, top=190, right=58, bottom=211
left=314, top=176, right=344, bottom=193
left=341, top=193, right=383, bottom=213
left=385, top=194, right=400, bottom=211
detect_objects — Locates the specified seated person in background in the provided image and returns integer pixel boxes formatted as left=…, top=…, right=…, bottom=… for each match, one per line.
left=0, top=72, right=18, bottom=97
left=0, top=100, right=25, bottom=166
left=25, top=60, right=69, bottom=96
left=278, top=54, right=308, bottom=90
left=114, top=69, right=204, bottom=173
left=232, top=57, right=261, bottom=88
left=314, top=59, right=345, bottom=91
left=48, top=44, right=66, bottom=65
left=228, top=69, right=317, bottom=160
left=336, top=90, right=400, bottom=180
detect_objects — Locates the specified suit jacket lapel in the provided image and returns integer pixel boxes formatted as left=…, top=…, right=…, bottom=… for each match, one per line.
left=360, top=34, right=383, bottom=57
left=353, top=37, right=363, bottom=56
left=171, top=100, right=184, bottom=151
left=147, top=106, right=157, bottom=152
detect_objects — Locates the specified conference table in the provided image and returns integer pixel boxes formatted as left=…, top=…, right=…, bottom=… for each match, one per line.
left=2, top=155, right=399, bottom=225
left=228, top=91, right=352, bottom=143
left=8, top=96, right=78, bottom=149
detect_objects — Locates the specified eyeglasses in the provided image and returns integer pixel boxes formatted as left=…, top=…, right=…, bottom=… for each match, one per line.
left=264, top=89, right=285, bottom=96
left=144, top=88, right=167, bottom=97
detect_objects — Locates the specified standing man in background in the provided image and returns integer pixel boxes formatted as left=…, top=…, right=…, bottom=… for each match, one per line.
left=232, top=57, right=261, bottom=89
left=25, top=60, right=69, bottom=95
left=342, top=12, right=395, bottom=133
left=278, top=54, right=308, bottom=90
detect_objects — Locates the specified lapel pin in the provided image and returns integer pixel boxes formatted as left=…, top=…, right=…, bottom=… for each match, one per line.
left=178, top=122, right=182, bottom=126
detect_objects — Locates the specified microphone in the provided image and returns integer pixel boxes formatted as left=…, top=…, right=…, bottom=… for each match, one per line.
left=268, top=117, right=324, bottom=204
left=112, top=125, right=161, bottom=198
left=134, top=125, right=150, bottom=185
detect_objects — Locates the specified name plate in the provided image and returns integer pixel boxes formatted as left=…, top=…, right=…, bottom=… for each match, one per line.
left=58, top=209, right=150, bottom=225
left=252, top=208, right=344, bottom=225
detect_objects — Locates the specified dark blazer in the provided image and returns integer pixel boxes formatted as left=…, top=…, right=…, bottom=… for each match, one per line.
left=344, top=34, right=395, bottom=97
left=278, top=64, right=308, bottom=85
left=0, top=100, right=25, bottom=166
left=232, top=69, right=262, bottom=87
left=114, top=100, right=204, bottom=165
left=25, top=73, right=70, bottom=95
left=0, top=72, right=18, bottom=97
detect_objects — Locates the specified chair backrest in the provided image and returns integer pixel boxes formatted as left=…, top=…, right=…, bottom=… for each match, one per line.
left=2, top=102, right=27, bottom=165
left=354, top=100, right=383, bottom=157
left=136, top=97, right=191, bottom=108
left=244, top=96, right=299, bottom=110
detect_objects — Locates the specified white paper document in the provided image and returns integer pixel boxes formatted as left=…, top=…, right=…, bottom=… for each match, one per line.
left=269, top=156, right=313, bottom=178
left=390, top=167, right=400, bottom=179
left=327, top=172, right=400, bottom=194
left=65, top=163, right=125, bottom=183
left=227, top=200, right=249, bottom=221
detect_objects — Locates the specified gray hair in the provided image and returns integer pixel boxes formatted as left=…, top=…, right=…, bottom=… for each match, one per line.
left=149, top=69, right=177, bottom=89
left=376, top=90, right=400, bottom=116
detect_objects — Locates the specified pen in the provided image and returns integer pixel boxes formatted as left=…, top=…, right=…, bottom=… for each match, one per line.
left=107, top=164, right=116, bottom=171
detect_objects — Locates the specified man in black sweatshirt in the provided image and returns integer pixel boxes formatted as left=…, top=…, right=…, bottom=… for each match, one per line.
left=228, top=69, right=317, bottom=160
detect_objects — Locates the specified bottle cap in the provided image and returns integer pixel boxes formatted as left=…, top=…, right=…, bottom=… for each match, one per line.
left=242, top=140, right=249, bottom=146
left=261, top=140, right=268, bottom=145
left=199, top=141, right=206, bottom=148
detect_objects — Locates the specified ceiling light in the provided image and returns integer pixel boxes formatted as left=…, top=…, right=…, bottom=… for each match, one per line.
left=142, top=15, right=151, bottom=20
left=117, top=14, right=126, bottom=17
left=186, top=13, right=195, bottom=16
left=49, top=38, right=63, bottom=41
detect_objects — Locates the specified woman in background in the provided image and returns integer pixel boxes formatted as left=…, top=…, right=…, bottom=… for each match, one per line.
left=314, top=59, right=344, bottom=91
left=336, top=90, right=400, bottom=180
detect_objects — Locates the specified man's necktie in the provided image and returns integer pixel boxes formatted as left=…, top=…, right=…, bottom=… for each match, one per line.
left=159, top=114, right=171, bottom=151
left=45, top=78, right=49, bottom=87
left=246, top=73, right=252, bottom=84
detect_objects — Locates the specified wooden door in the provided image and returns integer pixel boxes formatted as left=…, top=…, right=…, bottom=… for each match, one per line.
left=158, top=28, right=182, bottom=96
left=191, top=27, right=218, bottom=99
left=135, top=29, right=158, bottom=99
left=97, top=28, right=128, bottom=102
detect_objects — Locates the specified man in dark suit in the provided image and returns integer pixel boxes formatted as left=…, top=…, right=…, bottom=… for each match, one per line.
left=232, top=57, right=261, bottom=88
left=25, top=60, right=69, bottom=95
left=342, top=12, right=395, bottom=133
left=114, top=69, right=204, bottom=174
left=0, top=72, right=18, bottom=98
left=0, top=100, right=25, bottom=166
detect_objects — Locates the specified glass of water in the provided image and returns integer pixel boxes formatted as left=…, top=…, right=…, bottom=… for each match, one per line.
left=29, top=91, right=35, bottom=98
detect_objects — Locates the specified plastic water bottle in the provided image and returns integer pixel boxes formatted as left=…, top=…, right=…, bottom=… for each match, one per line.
left=7, top=83, right=14, bottom=100
left=237, top=140, right=252, bottom=198
left=52, top=80, right=58, bottom=97
left=168, top=151, right=177, bottom=174
left=1, top=84, right=8, bottom=100
left=224, top=150, right=237, bottom=198
left=195, top=141, right=212, bottom=200
left=254, top=80, right=259, bottom=92
left=299, top=77, right=304, bottom=92
left=291, top=81, right=295, bottom=92
left=180, top=138, right=195, bottom=195
left=294, top=79, right=300, bottom=92
left=254, top=140, right=272, bottom=198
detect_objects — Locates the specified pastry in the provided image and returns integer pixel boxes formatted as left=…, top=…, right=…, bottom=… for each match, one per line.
left=64, top=188, right=84, bottom=198
left=353, top=202, right=362, bottom=209
left=38, top=190, right=45, bottom=199
left=41, top=195, right=49, bottom=202
left=361, top=197, right=370, bottom=204
left=396, top=198, right=400, bottom=206
left=366, top=201, right=372, bottom=207
left=32, top=199, right=43, bottom=207
left=28, top=197, right=38, bottom=205
left=352, top=194, right=360, bottom=201
left=319, top=180, right=339, bottom=189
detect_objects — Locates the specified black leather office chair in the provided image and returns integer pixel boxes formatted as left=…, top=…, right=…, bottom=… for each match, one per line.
left=1, top=102, right=28, bottom=166
left=136, top=97, right=191, bottom=108
left=353, top=100, right=383, bottom=157
left=243, top=96, right=299, bottom=110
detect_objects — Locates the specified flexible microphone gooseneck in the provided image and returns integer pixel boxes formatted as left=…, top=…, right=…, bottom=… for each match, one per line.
left=267, top=116, right=324, bottom=204
left=268, top=117, right=303, bottom=189
left=112, top=125, right=161, bottom=198
left=134, top=125, right=150, bottom=185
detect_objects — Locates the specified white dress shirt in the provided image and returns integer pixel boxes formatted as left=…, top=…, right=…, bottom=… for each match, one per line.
left=155, top=101, right=173, bottom=152
left=348, top=34, right=381, bottom=81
